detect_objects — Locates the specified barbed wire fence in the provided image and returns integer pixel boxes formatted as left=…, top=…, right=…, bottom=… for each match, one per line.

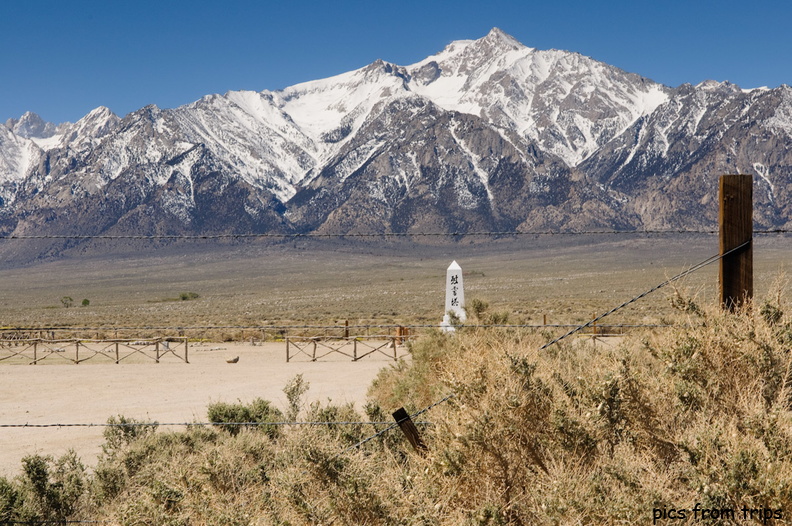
left=0, top=204, right=780, bottom=523
left=0, top=228, right=788, bottom=240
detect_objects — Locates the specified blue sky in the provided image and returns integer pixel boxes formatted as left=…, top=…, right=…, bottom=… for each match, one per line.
left=2, top=0, right=790, bottom=125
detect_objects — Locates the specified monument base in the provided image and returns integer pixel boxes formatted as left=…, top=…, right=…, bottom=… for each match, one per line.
left=440, top=311, right=467, bottom=333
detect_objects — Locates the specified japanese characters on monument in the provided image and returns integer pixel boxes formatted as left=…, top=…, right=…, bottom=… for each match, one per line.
left=441, top=260, right=466, bottom=332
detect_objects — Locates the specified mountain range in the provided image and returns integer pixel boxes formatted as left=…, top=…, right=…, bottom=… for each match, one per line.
left=2, top=28, right=790, bottom=259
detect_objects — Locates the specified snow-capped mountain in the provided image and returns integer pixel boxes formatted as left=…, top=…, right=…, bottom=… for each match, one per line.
left=1, top=28, right=790, bottom=258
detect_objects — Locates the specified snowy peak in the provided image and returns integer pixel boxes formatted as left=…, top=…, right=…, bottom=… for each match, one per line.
left=403, top=29, right=670, bottom=165
left=4, top=111, right=60, bottom=139
left=268, top=58, right=413, bottom=150
left=482, top=27, right=524, bottom=50
left=61, top=106, right=120, bottom=144
left=410, top=28, right=528, bottom=81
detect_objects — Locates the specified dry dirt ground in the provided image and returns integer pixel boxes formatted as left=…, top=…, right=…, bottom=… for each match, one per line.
left=0, top=341, right=407, bottom=477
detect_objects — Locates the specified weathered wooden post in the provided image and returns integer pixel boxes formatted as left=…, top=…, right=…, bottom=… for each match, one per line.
left=392, top=407, right=427, bottom=453
left=719, top=174, right=753, bottom=310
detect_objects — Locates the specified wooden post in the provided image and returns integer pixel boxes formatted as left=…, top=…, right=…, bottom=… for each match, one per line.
left=344, top=319, right=349, bottom=338
left=115, top=342, right=119, bottom=364
left=155, top=340, right=160, bottom=363
left=184, top=338, right=189, bottom=364
left=286, top=337, right=290, bottom=362
left=75, top=341, right=79, bottom=364
left=392, top=407, right=427, bottom=453
left=719, top=174, right=753, bottom=310
left=543, top=314, right=547, bottom=326
left=353, top=339, right=358, bottom=361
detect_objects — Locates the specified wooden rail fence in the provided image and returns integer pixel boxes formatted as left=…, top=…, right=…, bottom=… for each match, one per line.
left=285, top=335, right=410, bottom=362
left=0, top=338, right=189, bottom=365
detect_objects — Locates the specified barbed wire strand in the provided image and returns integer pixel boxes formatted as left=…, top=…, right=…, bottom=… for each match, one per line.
left=0, top=420, right=431, bottom=429
left=3, top=521, right=109, bottom=525
left=538, top=240, right=751, bottom=351
left=0, top=229, right=788, bottom=241
left=0, top=323, right=673, bottom=333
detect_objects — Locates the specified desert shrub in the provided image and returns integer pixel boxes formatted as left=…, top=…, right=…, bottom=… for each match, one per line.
left=102, top=415, right=159, bottom=457
left=368, top=329, right=455, bottom=409
left=206, top=398, right=284, bottom=438
left=10, top=452, right=87, bottom=523
left=178, top=292, right=200, bottom=301
left=761, top=300, right=783, bottom=326
left=283, top=373, right=310, bottom=421
left=467, top=298, right=490, bottom=321
left=0, top=476, right=20, bottom=523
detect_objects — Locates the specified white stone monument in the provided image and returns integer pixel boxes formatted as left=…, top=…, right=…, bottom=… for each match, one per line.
left=440, top=260, right=466, bottom=332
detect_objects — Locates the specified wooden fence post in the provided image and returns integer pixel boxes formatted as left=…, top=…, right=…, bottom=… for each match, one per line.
left=719, top=174, right=753, bottom=310
left=392, top=407, right=427, bottom=453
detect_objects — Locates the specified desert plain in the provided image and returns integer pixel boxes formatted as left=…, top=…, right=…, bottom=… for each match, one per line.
left=1, top=235, right=790, bottom=477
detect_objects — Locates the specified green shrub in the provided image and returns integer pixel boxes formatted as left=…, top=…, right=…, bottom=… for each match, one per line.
left=206, top=398, right=284, bottom=438
left=178, top=292, right=200, bottom=301
left=13, top=452, right=87, bottom=523
left=0, top=476, right=20, bottom=523
left=102, top=415, right=159, bottom=457
left=283, top=373, right=310, bottom=421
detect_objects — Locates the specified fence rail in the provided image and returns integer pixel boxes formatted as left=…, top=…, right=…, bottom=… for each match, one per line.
left=0, top=337, right=189, bottom=365
left=285, top=335, right=412, bottom=362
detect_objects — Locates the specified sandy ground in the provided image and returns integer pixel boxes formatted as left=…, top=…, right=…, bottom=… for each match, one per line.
left=0, top=341, right=407, bottom=477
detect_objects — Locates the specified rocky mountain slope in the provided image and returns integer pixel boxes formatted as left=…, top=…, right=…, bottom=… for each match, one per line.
left=1, top=28, right=790, bottom=258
